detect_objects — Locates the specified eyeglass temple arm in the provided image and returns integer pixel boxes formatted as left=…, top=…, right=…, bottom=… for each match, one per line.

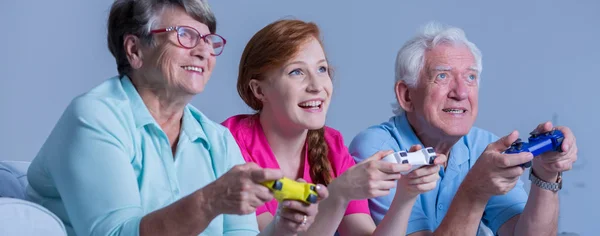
left=150, top=27, right=176, bottom=34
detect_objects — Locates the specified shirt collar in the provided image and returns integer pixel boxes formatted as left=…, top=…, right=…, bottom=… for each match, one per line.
left=181, top=106, right=210, bottom=148
left=121, top=75, right=156, bottom=128
left=121, top=75, right=209, bottom=148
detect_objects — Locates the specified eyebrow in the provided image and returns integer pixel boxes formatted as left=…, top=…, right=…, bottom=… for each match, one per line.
left=285, top=59, right=327, bottom=67
left=431, top=65, right=479, bottom=73
left=433, top=66, right=452, bottom=71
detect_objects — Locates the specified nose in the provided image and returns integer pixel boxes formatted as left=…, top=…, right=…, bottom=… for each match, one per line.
left=448, top=76, right=468, bottom=101
left=306, top=72, right=324, bottom=93
left=190, top=39, right=212, bottom=61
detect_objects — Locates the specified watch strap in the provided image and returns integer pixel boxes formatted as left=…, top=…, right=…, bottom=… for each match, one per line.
left=529, top=169, right=562, bottom=192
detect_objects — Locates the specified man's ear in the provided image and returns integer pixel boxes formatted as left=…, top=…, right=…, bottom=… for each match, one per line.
left=123, top=34, right=144, bottom=69
left=248, top=79, right=266, bottom=103
left=395, top=80, right=414, bottom=112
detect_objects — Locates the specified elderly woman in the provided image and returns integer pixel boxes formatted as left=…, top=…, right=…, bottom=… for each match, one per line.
left=25, top=1, right=324, bottom=235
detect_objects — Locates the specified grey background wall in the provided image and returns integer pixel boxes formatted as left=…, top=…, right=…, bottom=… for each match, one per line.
left=1, top=0, right=597, bottom=234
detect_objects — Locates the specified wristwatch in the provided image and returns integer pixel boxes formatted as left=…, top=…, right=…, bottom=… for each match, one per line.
left=529, top=169, right=562, bottom=192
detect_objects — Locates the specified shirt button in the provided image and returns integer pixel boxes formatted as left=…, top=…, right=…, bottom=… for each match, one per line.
left=437, top=204, right=443, bottom=210
left=174, top=188, right=180, bottom=195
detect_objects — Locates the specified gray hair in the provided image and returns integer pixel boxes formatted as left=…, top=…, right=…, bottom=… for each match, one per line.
left=392, top=21, right=482, bottom=115
left=107, top=0, right=216, bottom=76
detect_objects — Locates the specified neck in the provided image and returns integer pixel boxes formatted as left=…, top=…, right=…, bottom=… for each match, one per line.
left=406, top=113, right=461, bottom=157
left=130, top=74, right=190, bottom=130
left=259, top=111, right=307, bottom=164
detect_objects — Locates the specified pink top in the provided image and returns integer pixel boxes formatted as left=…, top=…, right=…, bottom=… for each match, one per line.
left=222, top=114, right=370, bottom=217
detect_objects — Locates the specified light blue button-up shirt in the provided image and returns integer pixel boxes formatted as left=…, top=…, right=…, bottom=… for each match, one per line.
left=26, top=76, right=259, bottom=236
left=349, top=114, right=527, bottom=235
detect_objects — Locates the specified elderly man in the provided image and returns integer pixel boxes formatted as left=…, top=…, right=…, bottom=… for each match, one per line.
left=349, top=22, right=577, bottom=236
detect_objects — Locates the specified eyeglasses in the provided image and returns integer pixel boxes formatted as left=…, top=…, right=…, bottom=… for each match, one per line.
left=150, top=26, right=227, bottom=56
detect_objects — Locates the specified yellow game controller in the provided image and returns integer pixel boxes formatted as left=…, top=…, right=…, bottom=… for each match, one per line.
left=262, top=177, right=319, bottom=204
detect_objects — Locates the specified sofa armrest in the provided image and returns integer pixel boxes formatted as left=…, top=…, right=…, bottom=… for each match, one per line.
left=0, top=197, right=67, bottom=236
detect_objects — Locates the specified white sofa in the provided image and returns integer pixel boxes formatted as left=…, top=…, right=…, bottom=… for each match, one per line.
left=0, top=160, right=67, bottom=236
left=0, top=160, right=494, bottom=236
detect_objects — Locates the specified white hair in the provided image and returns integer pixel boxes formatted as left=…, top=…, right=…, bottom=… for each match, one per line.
left=391, top=21, right=483, bottom=115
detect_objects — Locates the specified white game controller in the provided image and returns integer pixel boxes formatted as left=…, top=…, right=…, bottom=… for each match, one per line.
left=381, top=147, right=438, bottom=175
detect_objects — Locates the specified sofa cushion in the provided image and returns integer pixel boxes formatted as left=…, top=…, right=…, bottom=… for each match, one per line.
left=0, top=162, right=26, bottom=199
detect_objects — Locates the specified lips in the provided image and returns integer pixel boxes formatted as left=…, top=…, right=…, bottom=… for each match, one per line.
left=442, top=108, right=467, bottom=113
left=298, top=99, right=323, bottom=109
left=181, top=65, right=204, bottom=73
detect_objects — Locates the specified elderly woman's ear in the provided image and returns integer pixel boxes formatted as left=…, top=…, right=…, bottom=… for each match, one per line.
left=123, top=34, right=144, bottom=70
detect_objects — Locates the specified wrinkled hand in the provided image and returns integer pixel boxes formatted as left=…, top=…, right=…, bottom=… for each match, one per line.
left=329, top=150, right=410, bottom=201
left=530, top=121, right=578, bottom=182
left=396, top=145, right=447, bottom=199
left=464, top=131, right=534, bottom=199
left=205, top=162, right=283, bottom=216
left=272, top=179, right=328, bottom=235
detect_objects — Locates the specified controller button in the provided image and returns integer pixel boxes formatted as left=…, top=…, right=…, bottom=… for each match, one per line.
left=306, top=194, right=318, bottom=204
left=273, top=180, right=283, bottom=190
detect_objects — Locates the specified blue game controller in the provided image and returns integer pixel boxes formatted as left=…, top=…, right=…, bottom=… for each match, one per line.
left=505, top=129, right=565, bottom=168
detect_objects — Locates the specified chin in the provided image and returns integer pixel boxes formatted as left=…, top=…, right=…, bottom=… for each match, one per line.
left=294, top=112, right=327, bottom=129
left=302, top=120, right=326, bottom=130
left=442, top=129, right=470, bottom=137
left=440, top=123, right=473, bottom=137
left=185, top=84, right=207, bottom=95
left=192, top=87, right=206, bottom=94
